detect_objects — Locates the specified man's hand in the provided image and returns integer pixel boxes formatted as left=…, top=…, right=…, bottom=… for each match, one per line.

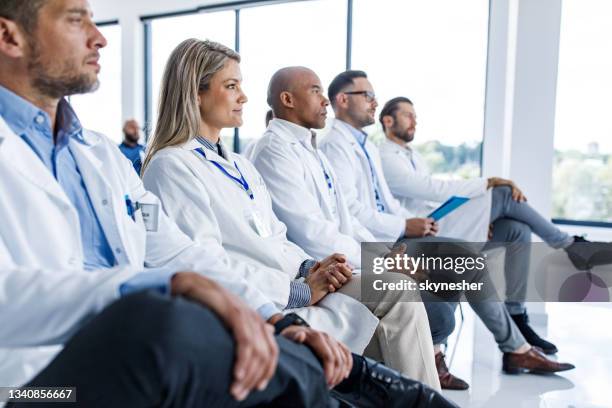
left=405, top=217, right=438, bottom=237
left=305, top=262, right=352, bottom=304
left=315, top=253, right=351, bottom=271
left=487, top=177, right=527, bottom=202
left=280, top=326, right=353, bottom=388
left=171, top=272, right=278, bottom=401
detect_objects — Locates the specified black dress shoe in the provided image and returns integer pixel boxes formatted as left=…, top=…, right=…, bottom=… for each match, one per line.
left=510, top=311, right=558, bottom=354
left=332, top=356, right=458, bottom=408
left=565, top=235, right=612, bottom=270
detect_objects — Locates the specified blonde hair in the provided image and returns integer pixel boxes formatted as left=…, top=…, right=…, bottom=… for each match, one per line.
left=141, top=39, right=240, bottom=174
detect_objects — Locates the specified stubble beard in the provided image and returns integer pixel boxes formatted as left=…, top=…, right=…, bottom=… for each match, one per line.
left=27, top=41, right=99, bottom=99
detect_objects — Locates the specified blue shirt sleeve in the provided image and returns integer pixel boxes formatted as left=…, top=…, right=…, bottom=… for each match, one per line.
left=285, top=281, right=312, bottom=309
left=298, top=259, right=318, bottom=279
left=119, top=269, right=176, bottom=296
left=257, top=302, right=282, bottom=321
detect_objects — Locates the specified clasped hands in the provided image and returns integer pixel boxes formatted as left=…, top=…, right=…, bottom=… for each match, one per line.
left=305, top=253, right=353, bottom=305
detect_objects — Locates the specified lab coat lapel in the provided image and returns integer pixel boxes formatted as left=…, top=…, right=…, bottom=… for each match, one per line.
left=270, top=121, right=335, bottom=217
left=332, top=120, right=377, bottom=205
left=0, top=117, right=75, bottom=210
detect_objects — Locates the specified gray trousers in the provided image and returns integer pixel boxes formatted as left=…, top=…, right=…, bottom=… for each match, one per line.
left=400, top=236, right=526, bottom=352
left=487, top=185, right=573, bottom=315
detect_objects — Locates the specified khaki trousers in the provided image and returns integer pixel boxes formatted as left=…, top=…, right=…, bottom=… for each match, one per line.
left=339, top=272, right=441, bottom=391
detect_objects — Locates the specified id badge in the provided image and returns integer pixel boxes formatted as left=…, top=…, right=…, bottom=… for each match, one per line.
left=139, top=203, right=159, bottom=232
left=248, top=210, right=271, bottom=237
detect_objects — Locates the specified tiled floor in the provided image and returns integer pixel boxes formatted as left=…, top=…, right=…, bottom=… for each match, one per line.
left=441, top=303, right=612, bottom=408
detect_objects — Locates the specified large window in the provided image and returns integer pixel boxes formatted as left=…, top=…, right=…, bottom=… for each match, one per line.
left=238, top=0, right=346, bottom=149
left=70, top=23, right=122, bottom=143
left=352, top=0, right=490, bottom=179
left=144, top=0, right=489, bottom=167
left=148, top=11, right=235, bottom=142
left=553, top=0, right=612, bottom=223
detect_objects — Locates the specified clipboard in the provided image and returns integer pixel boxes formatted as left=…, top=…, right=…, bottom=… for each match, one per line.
left=427, top=196, right=470, bottom=221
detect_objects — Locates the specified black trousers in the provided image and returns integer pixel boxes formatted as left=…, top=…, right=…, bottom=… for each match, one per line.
left=8, top=291, right=331, bottom=408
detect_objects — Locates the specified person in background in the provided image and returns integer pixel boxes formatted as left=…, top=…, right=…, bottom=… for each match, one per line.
left=118, top=118, right=145, bottom=174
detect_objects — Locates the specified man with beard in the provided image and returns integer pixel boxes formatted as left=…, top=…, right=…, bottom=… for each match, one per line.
left=378, top=96, right=612, bottom=355
left=118, top=119, right=145, bottom=174
left=320, top=70, right=575, bottom=389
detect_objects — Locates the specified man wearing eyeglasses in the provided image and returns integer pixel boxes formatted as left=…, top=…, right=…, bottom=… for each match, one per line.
left=320, top=70, right=575, bottom=389
left=320, top=71, right=435, bottom=241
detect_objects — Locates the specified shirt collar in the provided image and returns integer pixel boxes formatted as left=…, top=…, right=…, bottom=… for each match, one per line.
left=0, top=85, right=84, bottom=145
left=383, top=137, right=412, bottom=153
left=337, top=119, right=368, bottom=146
left=196, top=136, right=227, bottom=159
left=272, top=118, right=317, bottom=149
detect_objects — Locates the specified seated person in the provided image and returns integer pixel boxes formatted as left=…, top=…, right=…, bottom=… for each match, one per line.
left=0, top=2, right=454, bottom=407
left=378, top=96, right=612, bottom=353
left=118, top=118, right=145, bottom=174
left=313, top=69, right=573, bottom=389
left=141, top=40, right=440, bottom=389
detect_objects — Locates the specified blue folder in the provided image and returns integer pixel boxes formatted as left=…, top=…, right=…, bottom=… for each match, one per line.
left=427, top=196, right=470, bottom=221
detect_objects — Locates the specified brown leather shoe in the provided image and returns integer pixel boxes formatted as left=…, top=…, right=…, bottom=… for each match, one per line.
left=435, top=352, right=469, bottom=390
left=503, top=347, right=575, bottom=374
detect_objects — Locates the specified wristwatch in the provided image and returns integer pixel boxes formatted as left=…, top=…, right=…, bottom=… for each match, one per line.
left=273, top=312, right=310, bottom=335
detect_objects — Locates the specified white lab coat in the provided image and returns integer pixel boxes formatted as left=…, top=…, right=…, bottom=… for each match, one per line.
left=379, top=139, right=491, bottom=241
left=248, top=119, right=377, bottom=268
left=320, top=119, right=414, bottom=242
left=142, top=139, right=378, bottom=353
left=0, top=117, right=274, bottom=388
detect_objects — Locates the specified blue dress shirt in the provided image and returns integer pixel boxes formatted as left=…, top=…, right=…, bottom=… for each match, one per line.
left=118, top=142, right=145, bottom=175
left=339, top=120, right=387, bottom=212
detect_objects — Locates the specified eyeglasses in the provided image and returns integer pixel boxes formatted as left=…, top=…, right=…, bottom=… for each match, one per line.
left=344, top=90, right=377, bottom=103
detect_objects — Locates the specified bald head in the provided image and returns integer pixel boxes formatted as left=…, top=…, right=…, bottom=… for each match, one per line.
left=267, top=66, right=316, bottom=115
left=266, top=66, right=329, bottom=129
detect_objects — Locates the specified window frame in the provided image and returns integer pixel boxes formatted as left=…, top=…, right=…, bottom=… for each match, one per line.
left=141, top=0, right=493, bottom=211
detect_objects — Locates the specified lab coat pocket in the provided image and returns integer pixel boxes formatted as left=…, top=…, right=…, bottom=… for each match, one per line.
left=122, top=208, right=147, bottom=265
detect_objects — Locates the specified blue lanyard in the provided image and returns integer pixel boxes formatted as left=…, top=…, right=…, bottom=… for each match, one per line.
left=195, top=148, right=254, bottom=200
left=355, top=140, right=385, bottom=212
left=316, top=155, right=333, bottom=191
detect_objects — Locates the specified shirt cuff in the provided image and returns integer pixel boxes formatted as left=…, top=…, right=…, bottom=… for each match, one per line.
left=257, top=302, right=282, bottom=321
left=119, top=269, right=176, bottom=297
left=285, top=281, right=312, bottom=309
left=298, top=259, right=317, bottom=279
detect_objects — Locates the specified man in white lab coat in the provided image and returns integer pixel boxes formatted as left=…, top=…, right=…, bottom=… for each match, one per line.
left=378, top=96, right=612, bottom=354
left=248, top=66, right=440, bottom=388
left=0, top=3, right=455, bottom=407
left=320, top=70, right=575, bottom=388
